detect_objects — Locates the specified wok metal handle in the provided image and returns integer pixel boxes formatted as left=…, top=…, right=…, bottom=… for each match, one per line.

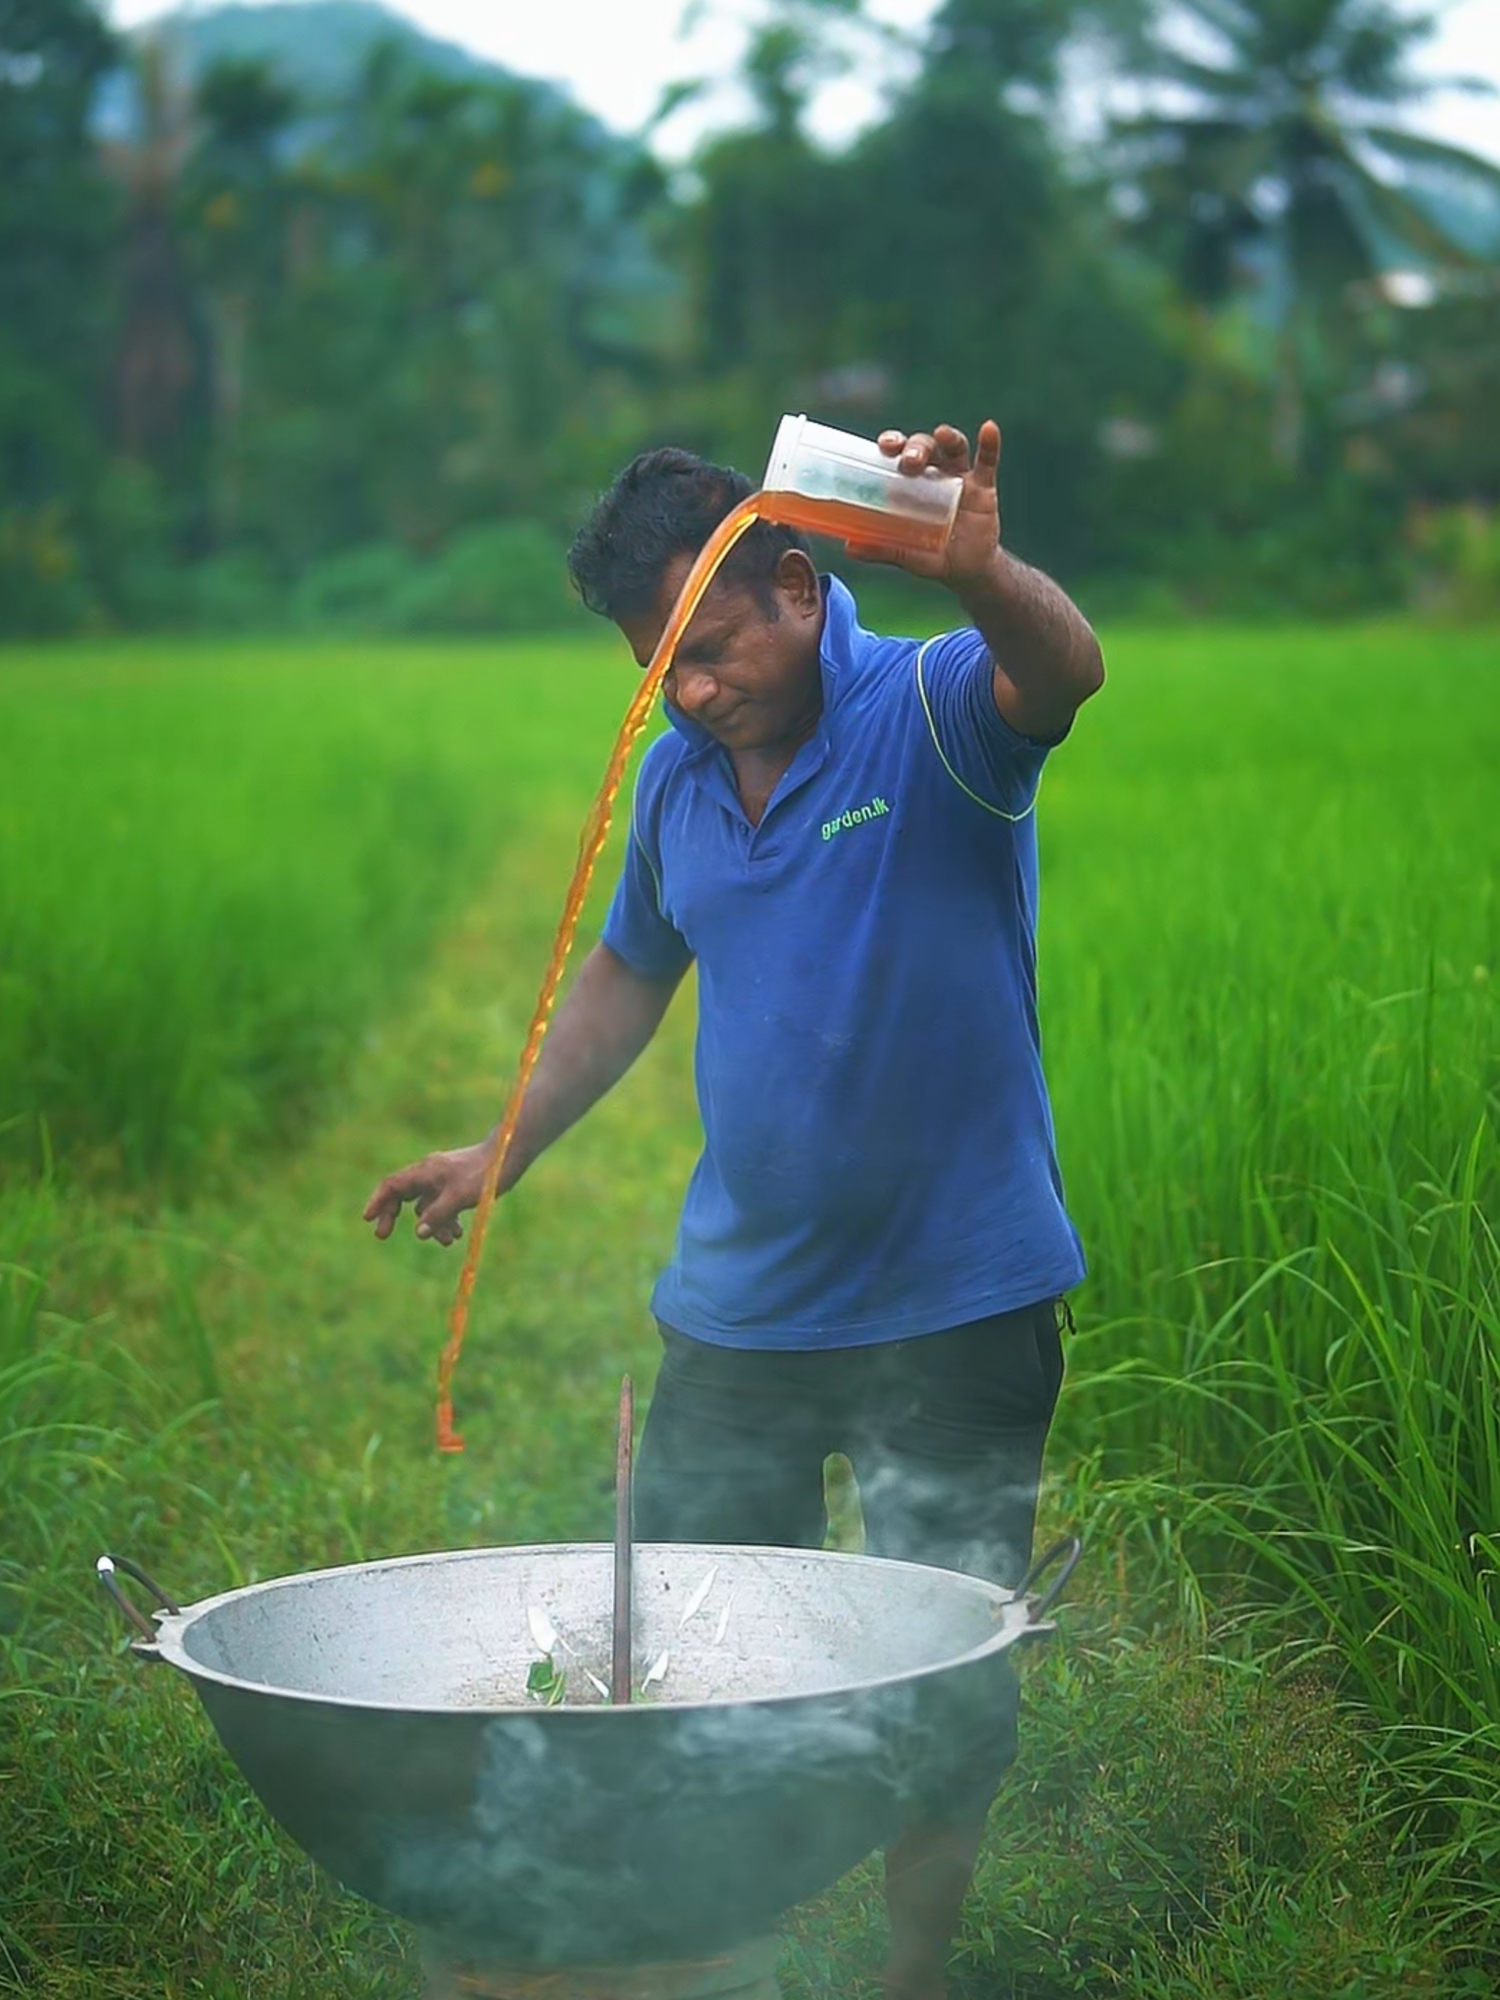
left=1018, top=1536, right=1082, bottom=1619
left=97, top=1554, right=181, bottom=1655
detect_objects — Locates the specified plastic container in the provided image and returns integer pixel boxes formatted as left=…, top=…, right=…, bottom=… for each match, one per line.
left=759, top=413, right=962, bottom=557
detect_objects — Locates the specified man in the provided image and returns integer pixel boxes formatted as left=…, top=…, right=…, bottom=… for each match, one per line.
left=364, top=419, right=1103, bottom=1998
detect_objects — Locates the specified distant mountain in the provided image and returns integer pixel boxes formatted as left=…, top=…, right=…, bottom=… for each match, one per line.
left=94, top=1, right=576, bottom=137
left=151, top=1, right=519, bottom=100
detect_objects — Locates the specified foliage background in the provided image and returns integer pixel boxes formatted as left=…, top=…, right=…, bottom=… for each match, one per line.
left=3, top=0, right=1500, bottom=634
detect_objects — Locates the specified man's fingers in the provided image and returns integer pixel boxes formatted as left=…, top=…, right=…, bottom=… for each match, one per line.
left=971, top=419, right=1001, bottom=489
left=365, top=1160, right=439, bottom=1236
left=932, top=425, right=972, bottom=472
left=414, top=1179, right=465, bottom=1241
left=364, top=1172, right=415, bottom=1234
left=879, top=426, right=972, bottom=475
left=898, top=431, right=936, bottom=473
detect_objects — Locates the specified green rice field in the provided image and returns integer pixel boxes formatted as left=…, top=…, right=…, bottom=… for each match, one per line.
left=2, top=623, right=1498, bottom=1997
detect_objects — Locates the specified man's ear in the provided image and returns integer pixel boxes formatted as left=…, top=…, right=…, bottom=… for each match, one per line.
left=777, top=548, right=822, bottom=617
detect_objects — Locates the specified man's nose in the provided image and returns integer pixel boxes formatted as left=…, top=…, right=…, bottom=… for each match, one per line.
left=669, top=667, right=717, bottom=714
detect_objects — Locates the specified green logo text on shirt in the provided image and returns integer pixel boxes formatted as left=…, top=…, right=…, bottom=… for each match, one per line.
left=822, top=795, right=891, bottom=842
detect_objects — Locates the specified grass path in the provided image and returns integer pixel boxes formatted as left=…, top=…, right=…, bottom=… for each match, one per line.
left=201, top=802, right=701, bottom=1569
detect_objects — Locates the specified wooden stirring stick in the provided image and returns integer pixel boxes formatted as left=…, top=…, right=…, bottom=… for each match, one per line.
left=611, top=1376, right=634, bottom=1704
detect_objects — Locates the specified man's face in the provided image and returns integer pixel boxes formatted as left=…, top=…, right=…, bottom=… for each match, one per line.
left=616, top=551, right=823, bottom=754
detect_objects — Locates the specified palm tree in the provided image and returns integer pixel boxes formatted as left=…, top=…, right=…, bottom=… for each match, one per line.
left=1114, top=0, right=1500, bottom=466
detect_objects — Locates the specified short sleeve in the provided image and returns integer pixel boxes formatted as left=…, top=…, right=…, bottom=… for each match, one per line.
left=913, top=626, right=1059, bottom=821
left=601, top=791, right=695, bottom=982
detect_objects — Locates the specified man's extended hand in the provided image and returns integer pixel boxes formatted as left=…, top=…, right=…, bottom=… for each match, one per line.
left=849, top=419, right=1003, bottom=589
left=363, top=1142, right=492, bottom=1247
left=359, top=948, right=684, bottom=1259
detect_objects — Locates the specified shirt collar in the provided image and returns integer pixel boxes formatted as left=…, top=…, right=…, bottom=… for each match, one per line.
left=664, top=573, right=867, bottom=754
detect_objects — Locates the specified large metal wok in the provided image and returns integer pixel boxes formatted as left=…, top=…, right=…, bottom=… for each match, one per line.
left=100, top=1539, right=1077, bottom=1967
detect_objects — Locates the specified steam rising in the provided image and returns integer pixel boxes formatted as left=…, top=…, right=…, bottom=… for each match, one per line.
left=385, top=1683, right=943, bottom=1964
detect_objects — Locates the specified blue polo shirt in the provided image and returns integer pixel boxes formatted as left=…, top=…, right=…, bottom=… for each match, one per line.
left=601, top=576, right=1085, bottom=1349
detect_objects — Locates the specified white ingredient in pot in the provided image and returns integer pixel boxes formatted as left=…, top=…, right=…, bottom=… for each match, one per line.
left=527, top=1605, right=558, bottom=1656
left=679, top=1565, right=718, bottom=1629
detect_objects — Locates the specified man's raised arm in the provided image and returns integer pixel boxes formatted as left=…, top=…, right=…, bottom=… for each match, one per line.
left=865, top=418, right=1104, bottom=743
left=363, top=943, right=685, bottom=1246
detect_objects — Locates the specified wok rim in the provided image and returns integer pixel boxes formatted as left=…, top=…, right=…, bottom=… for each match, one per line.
left=146, top=1540, right=1042, bottom=1717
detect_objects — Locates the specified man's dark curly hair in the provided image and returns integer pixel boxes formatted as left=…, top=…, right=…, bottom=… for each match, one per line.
left=567, top=448, right=810, bottom=621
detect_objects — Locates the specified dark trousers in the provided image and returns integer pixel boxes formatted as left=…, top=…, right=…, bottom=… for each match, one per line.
left=635, top=1298, right=1066, bottom=1824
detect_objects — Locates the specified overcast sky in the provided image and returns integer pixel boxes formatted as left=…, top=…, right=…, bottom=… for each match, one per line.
left=105, top=0, right=1500, bottom=166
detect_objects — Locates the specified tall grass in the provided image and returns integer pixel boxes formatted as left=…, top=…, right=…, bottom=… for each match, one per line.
left=0, top=1168, right=156, bottom=1676
left=0, top=637, right=627, bottom=1181
left=1043, top=623, right=1500, bottom=1903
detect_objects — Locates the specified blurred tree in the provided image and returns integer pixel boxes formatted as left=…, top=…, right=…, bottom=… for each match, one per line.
left=1354, top=271, right=1500, bottom=499
left=1114, top=0, right=1500, bottom=465
left=102, top=32, right=203, bottom=470
left=681, top=0, right=1167, bottom=572
left=690, top=14, right=853, bottom=393
left=928, top=0, right=1114, bottom=84
left=215, top=39, right=678, bottom=563
left=872, top=0, right=1176, bottom=568
left=6, top=0, right=1491, bottom=629
left=3, top=5, right=683, bottom=623
left=0, top=0, right=118, bottom=626
left=182, top=56, right=298, bottom=539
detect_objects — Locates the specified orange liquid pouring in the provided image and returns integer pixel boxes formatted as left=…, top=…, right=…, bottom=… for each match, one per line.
left=435, top=482, right=954, bottom=1449
left=436, top=496, right=764, bottom=1451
